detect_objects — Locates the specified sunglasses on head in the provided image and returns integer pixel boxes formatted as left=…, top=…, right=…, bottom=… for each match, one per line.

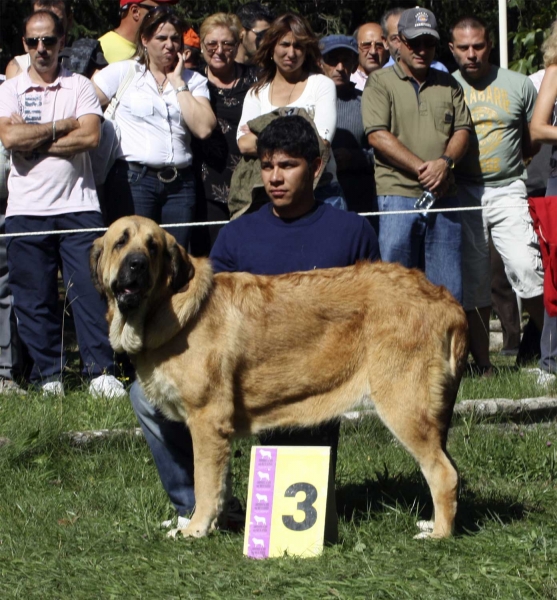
left=121, top=2, right=155, bottom=10
left=401, top=36, right=437, bottom=50
left=24, top=36, right=59, bottom=48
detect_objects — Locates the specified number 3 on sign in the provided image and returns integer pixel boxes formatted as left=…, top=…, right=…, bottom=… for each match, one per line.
left=282, top=482, right=318, bottom=531
left=244, top=446, right=331, bottom=559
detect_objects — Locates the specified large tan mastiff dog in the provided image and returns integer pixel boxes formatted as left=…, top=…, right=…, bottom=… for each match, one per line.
left=91, top=216, right=468, bottom=540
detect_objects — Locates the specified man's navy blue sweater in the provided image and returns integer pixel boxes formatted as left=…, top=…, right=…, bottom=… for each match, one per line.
left=209, top=202, right=379, bottom=275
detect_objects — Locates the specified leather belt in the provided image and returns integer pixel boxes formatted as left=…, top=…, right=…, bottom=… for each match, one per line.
left=121, top=161, right=190, bottom=183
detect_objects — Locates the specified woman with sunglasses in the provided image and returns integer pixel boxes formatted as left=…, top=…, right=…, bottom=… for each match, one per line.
left=93, top=8, right=216, bottom=248
left=190, top=13, right=257, bottom=255
left=237, top=13, right=346, bottom=210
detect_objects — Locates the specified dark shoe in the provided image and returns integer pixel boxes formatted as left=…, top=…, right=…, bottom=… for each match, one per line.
left=467, top=364, right=499, bottom=378
left=499, top=348, right=519, bottom=357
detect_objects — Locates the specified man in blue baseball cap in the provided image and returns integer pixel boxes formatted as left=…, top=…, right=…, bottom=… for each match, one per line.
left=320, top=35, right=378, bottom=226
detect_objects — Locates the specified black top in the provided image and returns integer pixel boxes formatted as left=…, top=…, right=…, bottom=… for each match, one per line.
left=193, top=63, right=257, bottom=204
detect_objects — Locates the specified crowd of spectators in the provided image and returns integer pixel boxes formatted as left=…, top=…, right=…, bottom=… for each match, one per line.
left=2, top=0, right=557, bottom=532
left=0, top=2, right=556, bottom=390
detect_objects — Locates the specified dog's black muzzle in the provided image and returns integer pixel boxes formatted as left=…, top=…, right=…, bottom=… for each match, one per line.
left=113, top=252, right=151, bottom=313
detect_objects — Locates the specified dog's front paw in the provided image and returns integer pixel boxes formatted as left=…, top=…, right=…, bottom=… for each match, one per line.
left=416, top=520, right=434, bottom=533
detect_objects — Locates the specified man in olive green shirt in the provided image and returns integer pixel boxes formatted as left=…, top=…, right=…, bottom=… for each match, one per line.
left=362, top=7, right=471, bottom=302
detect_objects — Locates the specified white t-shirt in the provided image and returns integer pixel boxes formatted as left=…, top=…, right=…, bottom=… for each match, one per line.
left=238, top=73, right=337, bottom=142
left=237, top=73, right=338, bottom=181
left=0, top=67, right=102, bottom=217
left=93, top=60, right=210, bottom=168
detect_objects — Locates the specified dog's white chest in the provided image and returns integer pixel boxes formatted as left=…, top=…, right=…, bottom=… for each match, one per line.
left=137, top=365, right=187, bottom=422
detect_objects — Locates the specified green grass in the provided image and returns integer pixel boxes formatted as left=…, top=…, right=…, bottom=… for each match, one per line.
left=1, top=365, right=557, bottom=599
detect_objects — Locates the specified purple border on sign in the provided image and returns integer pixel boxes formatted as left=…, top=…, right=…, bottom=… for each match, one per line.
left=246, top=446, right=277, bottom=559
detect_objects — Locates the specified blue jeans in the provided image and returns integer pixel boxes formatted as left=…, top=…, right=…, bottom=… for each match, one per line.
left=378, top=195, right=462, bottom=303
left=314, top=180, right=347, bottom=211
left=130, top=381, right=196, bottom=516
left=6, top=212, right=115, bottom=383
left=106, top=161, right=196, bottom=249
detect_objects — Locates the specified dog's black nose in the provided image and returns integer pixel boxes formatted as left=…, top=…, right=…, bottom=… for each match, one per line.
left=128, top=254, right=148, bottom=273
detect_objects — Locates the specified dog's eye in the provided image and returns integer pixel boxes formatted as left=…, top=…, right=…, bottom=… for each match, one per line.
left=114, top=237, right=126, bottom=251
left=148, top=240, right=158, bottom=256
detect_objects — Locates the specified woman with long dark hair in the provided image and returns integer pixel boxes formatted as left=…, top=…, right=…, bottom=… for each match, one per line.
left=93, top=7, right=216, bottom=248
left=236, top=13, right=346, bottom=209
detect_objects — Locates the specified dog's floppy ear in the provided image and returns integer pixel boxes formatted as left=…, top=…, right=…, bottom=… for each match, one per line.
left=164, top=231, right=194, bottom=292
left=90, top=236, right=105, bottom=295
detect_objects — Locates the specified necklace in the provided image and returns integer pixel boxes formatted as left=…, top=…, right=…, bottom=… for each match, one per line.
left=271, top=79, right=298, bottom=106
left=151, top=71, right=167, bottom=95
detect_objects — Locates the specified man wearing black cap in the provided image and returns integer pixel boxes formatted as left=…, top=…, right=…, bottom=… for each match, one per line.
left=362, top=7, right=471, bottom=304
left=99, top=0, right=178, bottom=64
left=320, top=35, right=377, bottom=223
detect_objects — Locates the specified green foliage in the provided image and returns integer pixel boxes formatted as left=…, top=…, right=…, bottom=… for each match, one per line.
left=1, top=0, right=556, bottom=74
left=509, top=28, right=547, bottom=75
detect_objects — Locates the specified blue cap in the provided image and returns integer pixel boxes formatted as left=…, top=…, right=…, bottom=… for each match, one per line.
left=319, top=35, right=358, bottom=56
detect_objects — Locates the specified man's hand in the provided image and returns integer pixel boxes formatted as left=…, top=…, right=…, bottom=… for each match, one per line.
left=10, top=113, right=25, bottom=125
left=417, top=158, right=449, bottom=192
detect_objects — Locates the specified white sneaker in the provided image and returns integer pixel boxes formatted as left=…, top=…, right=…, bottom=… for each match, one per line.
left=523, top=367, right=556, bottom=388
left=88, top=374, right=127, bottom=399
left=41, top=381, right=65, bottom=397
left=161, top=516, right=191, bottom=529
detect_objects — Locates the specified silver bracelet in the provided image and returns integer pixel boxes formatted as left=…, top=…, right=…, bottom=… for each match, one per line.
left=52, top=120, right=56, bottom=141
left=175, top=84, right=189, bottom=94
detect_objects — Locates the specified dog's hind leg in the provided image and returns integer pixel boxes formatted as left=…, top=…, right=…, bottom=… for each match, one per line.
left=175, top=413, right=233, bottom=538
left=372, top=383, right=458, bottom=539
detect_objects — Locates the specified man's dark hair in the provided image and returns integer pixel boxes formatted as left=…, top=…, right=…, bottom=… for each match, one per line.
left=236, top=1, right=274, bottom=30
left=449, top=16, right=490, bottom=42
left=32, top=0, right=71, bottom=18
left=24, top=9, right=65, bottom=39
left=257, top=116, right=320, bottom=164
left=379, top=7, right=405, bottom=38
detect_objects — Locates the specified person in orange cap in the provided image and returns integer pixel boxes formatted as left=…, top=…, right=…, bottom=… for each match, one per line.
left=183, top=27, right=202, bottom=70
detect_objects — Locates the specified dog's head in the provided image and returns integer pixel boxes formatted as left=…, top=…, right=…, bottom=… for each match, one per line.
left=90, top=216, right=194, bottom=315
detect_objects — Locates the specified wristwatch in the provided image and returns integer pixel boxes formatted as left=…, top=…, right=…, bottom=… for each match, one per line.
left=175, top=83, right=189, bottom=94
left=441, top=154, right=455, bottom=169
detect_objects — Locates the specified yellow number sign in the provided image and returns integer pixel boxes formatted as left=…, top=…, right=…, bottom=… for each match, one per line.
left=243, top=446, right=331, bottom=559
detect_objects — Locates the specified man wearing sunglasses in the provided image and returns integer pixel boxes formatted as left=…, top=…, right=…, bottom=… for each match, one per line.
left=99, top=0, right=178, bottom=64
left=380, top=7, right=449, bottom=74
left=350, top=22, right=388, bottom=92
left=362, top=7, right=471, bottom=304
left=5, top=0, right=106, bottom=80
left=0, top=11, right=126, bottom=399
left=235, top=1, right=274, bottom=66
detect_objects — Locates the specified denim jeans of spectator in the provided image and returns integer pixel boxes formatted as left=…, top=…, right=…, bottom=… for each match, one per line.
left=6, top=212, right=116, bottom=384
left=130, top=381, right=196, bottom=516
left=377, top=194, right=462, bottom=303
left=314, top=180, right=348, bottom=211
left=106, top=161, right=196, bottom=249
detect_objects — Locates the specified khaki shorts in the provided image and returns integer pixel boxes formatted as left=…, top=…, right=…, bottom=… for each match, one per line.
left=459, top=180, right=543, bottom=312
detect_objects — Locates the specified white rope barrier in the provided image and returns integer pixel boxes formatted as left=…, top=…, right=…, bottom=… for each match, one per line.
left=0, top=202, right=534, bottom=239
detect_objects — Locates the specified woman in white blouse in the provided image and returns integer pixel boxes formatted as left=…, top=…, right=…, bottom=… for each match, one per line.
left=237, top=13, right=346, bottom=210
left=93, top=8, right=216, bottom=247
